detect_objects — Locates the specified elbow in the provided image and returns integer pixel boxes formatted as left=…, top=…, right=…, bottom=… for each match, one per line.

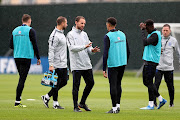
left=69, top=47, right=78, bottom=52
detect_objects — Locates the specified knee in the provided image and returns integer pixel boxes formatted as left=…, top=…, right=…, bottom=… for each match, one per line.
left=72, top=89, right=79, bottom=95
left=143, top=81, right=149, bottom=87
left=18, top=80, right=25, bottom=87
left=168, top=86, right=174, bottom=92
left=110, top=86, right=116, bottom=94
left=62, top=80, right=67, bottom=87
left=88, top=80, right=94, bottom=88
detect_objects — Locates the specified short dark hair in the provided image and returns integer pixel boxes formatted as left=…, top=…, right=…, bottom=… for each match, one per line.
left=107, top=17, right=117, bottom=26
left=22, top=14, right=31, bottom=22
left=75, top=16, right=85, bottom=22
left=56, top=16, right=66, bottom=25
left=163, top=24, right=171, bottom=29
left=145, top=19, right=154, bottom=26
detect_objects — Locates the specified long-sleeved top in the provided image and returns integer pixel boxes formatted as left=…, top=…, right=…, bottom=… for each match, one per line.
left=157, top=35, right=180, bottom=71
left=141, top=29, right=159, bottom=66
left=10, top=24, right=40, bottom=60
left=103, top=29, right=130, bottom=71
left=48, top=27, right=67, bottom=68
left=67, top=26, right=94, bottom=72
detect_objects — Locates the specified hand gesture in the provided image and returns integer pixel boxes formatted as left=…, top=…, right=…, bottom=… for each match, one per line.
left=161, top=48, right=163, bottom=54
left=92, top=46, right=100, bottom=53
left=139, top=22, right=146, bottom=30
left=85, top=42, right=92, bottom=48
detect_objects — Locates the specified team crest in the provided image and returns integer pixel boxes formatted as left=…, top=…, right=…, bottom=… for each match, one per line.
left=117, top=37, right=120, bottom=40
left=18, top=31, right=21, bottom=34
left=168, top=42, right=171, bottom=46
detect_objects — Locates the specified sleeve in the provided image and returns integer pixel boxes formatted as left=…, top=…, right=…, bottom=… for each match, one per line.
left=66, top=33, right=86, bottom=52
left=174, top=39, right=180, bottom=64
left=48, top=35, right=59, bottom=66
left=103, top=35, right=110, bottom=71
left=85, top=33, right=94, bottom=55
left=126, top=39, right=130, bottom=63
left=10, top=35, right=14, bottom=49
left=29, top=28, right=40, bottom=59
left=141, top=30, right=158, bottom=46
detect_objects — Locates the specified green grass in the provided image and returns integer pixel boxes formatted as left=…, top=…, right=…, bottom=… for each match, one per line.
left=0, top=72, right=180, bottom=120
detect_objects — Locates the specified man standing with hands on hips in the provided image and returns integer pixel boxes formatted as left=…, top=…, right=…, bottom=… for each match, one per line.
left=103, top=17, right=130, bottom=113
left=139, top=19, right=167, bottom=110
left=67, top=16, right=100, bottom=112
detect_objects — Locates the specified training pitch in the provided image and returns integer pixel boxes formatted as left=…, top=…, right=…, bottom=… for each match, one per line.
left=0, top=72, right=180, bottom=120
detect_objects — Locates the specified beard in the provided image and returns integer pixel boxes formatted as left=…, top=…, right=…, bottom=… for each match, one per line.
left=77, top=26, right=84, bottom=31
left=63, top=26, right=67, bottom=30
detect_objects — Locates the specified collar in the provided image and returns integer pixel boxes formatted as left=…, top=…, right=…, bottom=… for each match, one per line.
left=109, top=29, right=117, bottom=32
left=162, top=35, right=171, bottom=39
left=55, top=27, right=64, bottom=33
left=149, top=28, right=157, bottom=34
left=22, top=24, right=27, bottom=26
left=153, top=28, right=157, bottom=31
left=72, top=26, right=82, bottom=34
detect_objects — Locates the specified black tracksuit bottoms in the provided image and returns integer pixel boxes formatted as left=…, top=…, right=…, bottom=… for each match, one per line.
left=15, top=58, right=31, bottom=101
left=154, top=70, right=174, bottom=105
left=143, top=65, right=160, bottom=101
left=108, top=66, right=125, bottom=107
left=48, top=68, right=67, bottom=101
left=72, top=69, right=94, bottom=108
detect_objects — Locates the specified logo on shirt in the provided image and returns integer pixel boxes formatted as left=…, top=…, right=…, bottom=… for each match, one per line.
left=117, top=37, right=120, bottom=40
left=18, top=31, right=21, bottom=34
left=168, top=42, right=172, bottom=46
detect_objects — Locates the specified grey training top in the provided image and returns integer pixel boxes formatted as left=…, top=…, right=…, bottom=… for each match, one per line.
left=48, top=27, right=67, bottom=68
left=67, top=26, right=94, bottom=72
left=157, top=35, right=180, bottom=71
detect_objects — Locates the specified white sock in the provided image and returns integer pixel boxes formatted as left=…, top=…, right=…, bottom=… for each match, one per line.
left=112, top=107, right=117, bottom=111
left=15, top=101, right=20, bottom=103
left=158, top=95, right=163, bottom=102
left=53, top=101, right=59, bottom=106
left=116, top=104, right=120, bottom=108
left=45, top=94, right=50, bottom=99
left=149, top=101, right=154, bottom=107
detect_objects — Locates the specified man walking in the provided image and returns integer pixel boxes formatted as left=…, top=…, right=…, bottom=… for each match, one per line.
left=41, top=16, right=68, bottom=109
left=10, top=14, right=41, bottom=107
left=154, top=24, right=180, bottom=107
left=139, top=19, right=167, bottom=110
left=103, top=17, right=130, bottom=113
left=67, top=16, right=100, bottom=112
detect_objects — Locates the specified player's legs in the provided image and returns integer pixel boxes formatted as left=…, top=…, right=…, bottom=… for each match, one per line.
left=116, top=66, right=125, bottom=105
left=154, top=70, right=163, bottom=105
left=154, top=70, right=163, bottom=91
left=164, top=71, right=174, bottom=106
left=72, top=70, right=82, bottom=108
left=42, top=68, right=67, bottom=108
left=14, top=58, right=31, bottom=106
left=141, top=65, right=166, bottom=110
left=80, top=69, right=94, bottom=105
left=48, top=68, right=67, bottom=101
left=143, top=65, right=158, bottom=101
left=142, top=65, right=159, bottom=109
left=108, top=67, right=118, bottom=107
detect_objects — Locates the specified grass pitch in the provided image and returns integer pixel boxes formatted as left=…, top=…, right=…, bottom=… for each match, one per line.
left=0, top=72, right=180, bottom=120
